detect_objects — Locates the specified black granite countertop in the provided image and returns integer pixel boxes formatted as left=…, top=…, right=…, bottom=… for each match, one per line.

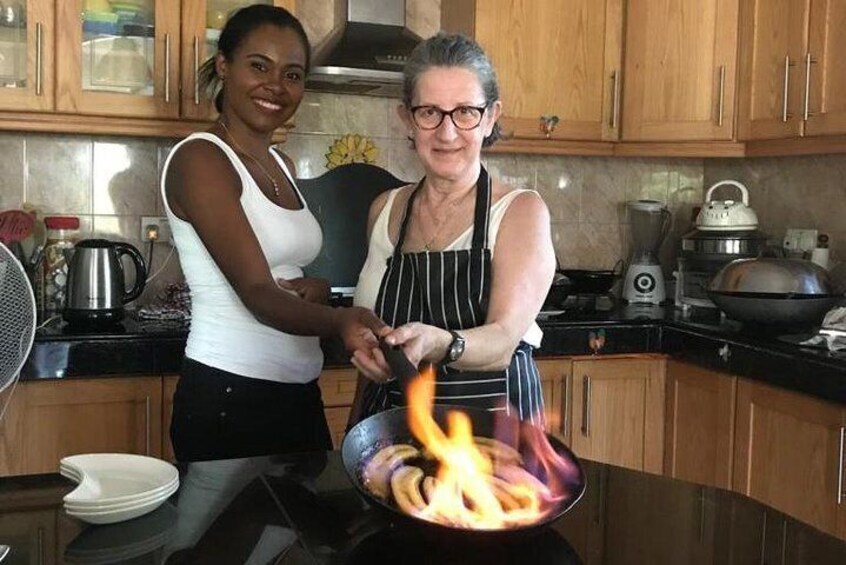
left=22, top=306, right=846, bottom=404
left=1, top=450, right=843, bottom=564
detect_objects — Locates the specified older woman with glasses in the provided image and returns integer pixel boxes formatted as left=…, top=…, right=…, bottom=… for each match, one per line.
left=350, top=32, right=556, bottom=426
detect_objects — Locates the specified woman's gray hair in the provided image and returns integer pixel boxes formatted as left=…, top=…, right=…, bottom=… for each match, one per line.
left=403, top=32, right=502, bottom=147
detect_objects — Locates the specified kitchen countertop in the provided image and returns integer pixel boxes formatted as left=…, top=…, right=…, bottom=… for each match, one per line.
left=1, top=450, right=843, bottom=564
left=22, top=306, right=846, bottom=404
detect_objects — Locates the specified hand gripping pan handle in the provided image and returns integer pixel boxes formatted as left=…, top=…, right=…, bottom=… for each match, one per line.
left=379, top=338, right=418, bottom=392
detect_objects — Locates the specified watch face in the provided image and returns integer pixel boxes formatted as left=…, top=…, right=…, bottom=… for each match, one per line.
left=450, top=334, right=465, bottom=361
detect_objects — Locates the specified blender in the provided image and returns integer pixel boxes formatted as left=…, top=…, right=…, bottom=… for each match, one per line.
left=623, top=200, right=671, bottom=304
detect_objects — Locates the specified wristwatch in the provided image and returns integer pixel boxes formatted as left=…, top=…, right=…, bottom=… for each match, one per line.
left=442, top=331, right=466, bottom=364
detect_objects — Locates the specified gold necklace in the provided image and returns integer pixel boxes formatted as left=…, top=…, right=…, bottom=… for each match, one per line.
left=418, top=188, right=473, bottom=251
left=218, top=120, right=280, bottom=201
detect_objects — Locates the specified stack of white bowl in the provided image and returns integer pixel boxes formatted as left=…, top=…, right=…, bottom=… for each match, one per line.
left=60, top=453, right=179, bottom=525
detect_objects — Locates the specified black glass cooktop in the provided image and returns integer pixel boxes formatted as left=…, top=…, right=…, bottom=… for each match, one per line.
left=2, top=451, right=844, bottom=564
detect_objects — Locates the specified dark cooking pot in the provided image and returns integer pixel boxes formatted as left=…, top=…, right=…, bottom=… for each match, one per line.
left=708, top=257, right=844, bottom=325
left=341, top=406, right=586, bottom=540
left=543, top=272, right=572, bottom=310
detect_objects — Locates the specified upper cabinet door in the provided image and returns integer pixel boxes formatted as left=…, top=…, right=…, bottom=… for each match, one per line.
left=622, top=0, right=740, bottom=141
left=736, top=0, right=807, bottom=140
left=470, top=0, right=624, bottom=142
left=0, top=0, right=54, bottom=112
left=56, top=0, right=180, bottom=119
left=805, top=0, right=846, bottom=136
left=180, top=0, right=294, bottom=122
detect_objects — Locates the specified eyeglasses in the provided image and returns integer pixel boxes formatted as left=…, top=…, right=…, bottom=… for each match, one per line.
left=409, top=104, right=488, bottom=130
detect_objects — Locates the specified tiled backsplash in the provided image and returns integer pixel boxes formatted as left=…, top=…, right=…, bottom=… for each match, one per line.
left=704, top=155, right=846, bottom=262
left=2, top=91, right=845, bottom=306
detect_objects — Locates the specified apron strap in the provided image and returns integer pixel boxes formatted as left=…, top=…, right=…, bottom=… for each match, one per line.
left=392, top=166, right=493, bottom=257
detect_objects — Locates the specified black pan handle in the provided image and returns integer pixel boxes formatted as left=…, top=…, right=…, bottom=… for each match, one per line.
left=379, top=339, right=418, bottom=392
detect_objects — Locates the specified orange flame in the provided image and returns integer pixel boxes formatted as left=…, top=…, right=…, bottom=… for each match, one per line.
left=404, top=367, right=573, bottom=529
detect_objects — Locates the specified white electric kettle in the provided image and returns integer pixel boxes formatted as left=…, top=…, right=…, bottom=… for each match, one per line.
left=696, top=180, right=759, bottom=231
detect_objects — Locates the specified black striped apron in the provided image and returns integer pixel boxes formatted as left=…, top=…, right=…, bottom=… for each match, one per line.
left=363, top=166, right=544, bottom=425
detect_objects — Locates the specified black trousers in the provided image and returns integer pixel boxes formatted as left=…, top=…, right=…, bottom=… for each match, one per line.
left=170, top=357, right=332, bottom=462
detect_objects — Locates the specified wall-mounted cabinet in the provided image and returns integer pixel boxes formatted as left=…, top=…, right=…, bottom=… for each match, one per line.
left=738, top=0, right=846, bottom=140
left=621, top=0, right=740, bottom=141
left=0, top=0, right=294, bottom=136
left=443, top=0, right=623, bottom=144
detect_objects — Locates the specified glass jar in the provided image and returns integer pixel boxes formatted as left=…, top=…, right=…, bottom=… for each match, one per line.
left=39, top=216, right=80, bottom=316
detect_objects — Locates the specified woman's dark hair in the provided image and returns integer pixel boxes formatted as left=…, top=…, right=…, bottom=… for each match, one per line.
left=402, top=32, right=502, bottom=147
left=198, top=4, right=310, bottom=113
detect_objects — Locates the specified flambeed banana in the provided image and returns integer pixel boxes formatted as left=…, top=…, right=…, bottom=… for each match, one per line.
left=485, top=475, right=524, bottom=512
left=363, top=444, right=419, bottom=499
left=391, top=465, right=426, bottom=515
left=474, top=436, right=523, bottom=465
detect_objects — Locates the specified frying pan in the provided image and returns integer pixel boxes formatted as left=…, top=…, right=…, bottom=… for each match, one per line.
left=559, top=259, right=623, bottom=295
left=341, top=405, right=586, bottom=540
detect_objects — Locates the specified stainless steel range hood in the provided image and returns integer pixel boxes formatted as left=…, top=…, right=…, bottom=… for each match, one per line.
left=305, top=0, right=421, bottom=98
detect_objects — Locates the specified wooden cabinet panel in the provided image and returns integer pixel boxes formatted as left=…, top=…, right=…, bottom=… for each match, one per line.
left=162, top=374, right=178, bottom=463
left=733, top=380, right=846, bottom=539
left=445, top=0, right=623, bottom=142
left=536, top=358, right=572, bottom=444
left=324, top=406, right=352, bottom=450
left=0, top=509, right=57, bottom=565
left=736, top=0, right=807, bottom=139
left=570, top=357, right=665, bottom=473
left=0, top=0, right=54, bottom=112
left=805, top=0, right=846, bottom=136
left=622, top=0, right=739, bottom=141
left=0, top=377, right=163, bottom=476
left=664, top=361, right=736, bottom=489
left=55, top=0, right=181, bottom=118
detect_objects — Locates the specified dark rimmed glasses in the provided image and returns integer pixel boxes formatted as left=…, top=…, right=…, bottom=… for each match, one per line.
left=409, top=104, right=488, bottom=130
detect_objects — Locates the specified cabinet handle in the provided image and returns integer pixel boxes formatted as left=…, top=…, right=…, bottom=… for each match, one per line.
left=838, top=426, right=844, bottom=505
left=37, top=526, right=44, bottom=565
left=35, top=22, right=42, bottom=96
left=609, top=70, right=620, bottom=129
left=193, top=36, right=200, bottom=105
left=561, top=375, right=569, bottom=436
left=782, top=55, right=795, bottom=122
left=716, top=65, right=726, bottom=126
left=581, top=375, right=591, bottom=437
left=145, top=395, right=151, bottom=456
left=164, top=33, right=171, bottom=103
left=803, top=52, right=817, bottom=121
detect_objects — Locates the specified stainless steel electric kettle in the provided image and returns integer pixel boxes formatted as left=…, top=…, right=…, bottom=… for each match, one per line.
left=63, top=239, right=147, bottom=325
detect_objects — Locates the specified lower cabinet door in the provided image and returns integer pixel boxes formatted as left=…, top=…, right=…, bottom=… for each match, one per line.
left=733, top=380, right=846, bottom=540
left=0, top=377, right=163, bottom=476
left=570, top=357, right=665, bottom=473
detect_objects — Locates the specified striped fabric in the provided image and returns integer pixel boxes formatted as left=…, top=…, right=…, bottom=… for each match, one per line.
left=365, top=166, right=545, bottom=426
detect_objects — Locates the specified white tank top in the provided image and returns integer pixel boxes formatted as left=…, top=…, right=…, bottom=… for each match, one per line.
left=161, top=133, right=324, bottom=383
left=354, top=187, right=543, bottom=347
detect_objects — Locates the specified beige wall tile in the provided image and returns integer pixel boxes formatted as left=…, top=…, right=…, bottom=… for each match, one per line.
left=576, top=222, right=624, bottom=270
left=92, top=138, right=158, bottom=216
left=25, top=135, right=92, bottom=215
left=408, top=0, right=441, bottom=39
left=281, top=132, right=390, bottom=178
left=0, top=133, right=24, bottom=209
left=550, top=221, right=579, bottom=267
left=387, top=139, right=424, bottom=182
left=295, top=92, right=391, bottom=137
left=580, top=160, right=627, bottom=224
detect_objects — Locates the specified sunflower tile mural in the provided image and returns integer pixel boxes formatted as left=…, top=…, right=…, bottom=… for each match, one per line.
left=325, top=134, right=378, bottom=170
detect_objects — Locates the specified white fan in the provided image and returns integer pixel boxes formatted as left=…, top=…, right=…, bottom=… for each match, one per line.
left=0, top=242, right=36, bottom=418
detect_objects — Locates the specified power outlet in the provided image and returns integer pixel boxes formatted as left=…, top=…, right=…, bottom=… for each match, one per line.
left=783, top=228, right=818, bottom=253
left=140, top=216, right=172, bottom=244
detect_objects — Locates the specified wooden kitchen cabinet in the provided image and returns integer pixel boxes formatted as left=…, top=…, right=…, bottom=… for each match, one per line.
left=55, top=0, right=181, bottom=119
left=737, top=0, right=846, bottom=139
left=318, top=367, right=358, bottom=449
left=0, top=509, right=57, bottom=565
left=622, top=0, right=740, bottom=141
left=664, top=361, right=736, bottom=489
left=536, top=357, right=572, bottom=444
left=733, top=380, right=846, bottom=540
left=162, top=374, right=178, bottom=462
left=0, top=377, right=163, bottom=476
left=0, top=0, right=54, bottom=112
left=442, top=0, right=624, bottom=142
left=569, top=356, right=666, bottom=473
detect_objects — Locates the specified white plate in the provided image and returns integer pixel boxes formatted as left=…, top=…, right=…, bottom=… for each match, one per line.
left=65, top=490, right=173, bottom=525
left=61, top=465, right=178, bottom=508
left=64, top=480, right=178, bottom=512
left=61, top=453, right=178, bottom=505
